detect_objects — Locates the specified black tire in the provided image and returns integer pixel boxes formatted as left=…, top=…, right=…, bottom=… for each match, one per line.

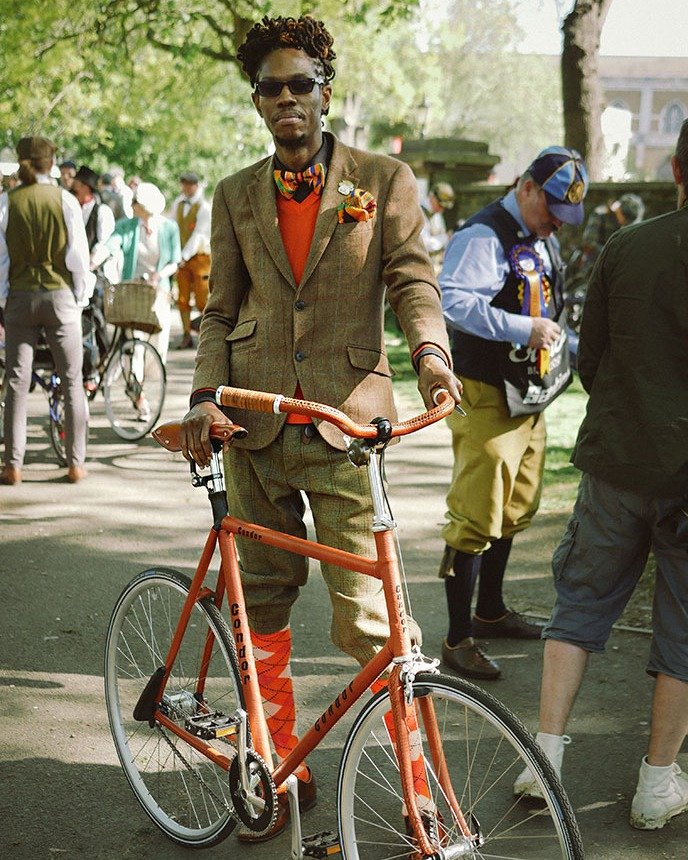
left=104, top=568, right=242, bottom=848
left=48, top=381, right=68, bottom=466
left=103, top=337, right=165, bottom=440
left=337, top=672, right=583, bottom=860
left=0, top=357, right=6, bottom=445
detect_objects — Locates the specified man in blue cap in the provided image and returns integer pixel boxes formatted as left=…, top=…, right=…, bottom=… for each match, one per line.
left=437, top=146, right=589, bottom=680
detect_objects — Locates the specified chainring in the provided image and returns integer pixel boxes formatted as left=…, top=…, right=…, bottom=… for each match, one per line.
left=228, top=750, right=278, bottom=834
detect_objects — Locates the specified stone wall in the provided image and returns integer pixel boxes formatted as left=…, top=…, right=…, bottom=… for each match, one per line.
left=450, top=181, right=677, bottom=261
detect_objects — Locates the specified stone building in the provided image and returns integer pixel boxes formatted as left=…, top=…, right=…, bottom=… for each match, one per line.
left=600, top=55, right=688, bottom=180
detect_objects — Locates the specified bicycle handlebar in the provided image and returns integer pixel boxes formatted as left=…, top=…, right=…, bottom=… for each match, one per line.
left=215, top=385, right=455, bottom=439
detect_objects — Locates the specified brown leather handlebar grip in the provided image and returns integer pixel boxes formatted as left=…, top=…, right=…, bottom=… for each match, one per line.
left=217, top=386, right=277, bottom=413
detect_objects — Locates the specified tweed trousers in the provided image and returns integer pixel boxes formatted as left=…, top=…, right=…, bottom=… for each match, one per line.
left=225, top=424, right=398, bottom=667
left=3, top=288, right=88, bottom=469
left=442, top=376, right=546, bottom=554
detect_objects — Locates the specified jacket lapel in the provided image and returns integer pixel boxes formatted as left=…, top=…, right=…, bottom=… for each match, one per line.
left=299, top=140, right=358, bottom=290
left=248, top=159, right=297, bottom=288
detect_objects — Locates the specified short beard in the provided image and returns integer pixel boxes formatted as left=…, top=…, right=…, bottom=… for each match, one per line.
left=273, top=132, right=307, bottom=150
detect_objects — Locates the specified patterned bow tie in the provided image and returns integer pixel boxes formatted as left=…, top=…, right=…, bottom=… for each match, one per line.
left=274, top=163, right=326, bottom=199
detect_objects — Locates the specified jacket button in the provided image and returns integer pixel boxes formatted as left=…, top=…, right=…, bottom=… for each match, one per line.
left=295, top=351, right=305, bottom=362
left=294, top=299, right=305, bottom=311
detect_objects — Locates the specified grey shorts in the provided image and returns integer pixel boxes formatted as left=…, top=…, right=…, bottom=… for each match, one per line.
left=544, top=472, right=688, bottom=681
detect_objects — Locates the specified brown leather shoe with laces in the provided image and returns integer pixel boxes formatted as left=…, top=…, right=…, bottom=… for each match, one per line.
left=442, top=637, right=501, bottom=680
left=238, top=770, right=317, bottom=843
left=472, top=609, right=542, bottom=640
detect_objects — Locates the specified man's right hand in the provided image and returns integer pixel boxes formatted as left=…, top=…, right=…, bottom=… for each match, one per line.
left=179, top=401, right=227, bottom=468
left=528, top=317, right=561, bottom=350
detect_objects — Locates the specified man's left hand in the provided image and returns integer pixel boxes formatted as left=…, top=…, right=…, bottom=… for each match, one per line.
left=417, top=354, right=463, bottom=410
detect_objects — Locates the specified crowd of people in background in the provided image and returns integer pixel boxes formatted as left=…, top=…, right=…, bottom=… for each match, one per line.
left=0, top=141, right=213, bottom=483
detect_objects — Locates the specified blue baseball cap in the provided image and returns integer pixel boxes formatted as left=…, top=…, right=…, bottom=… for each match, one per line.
left=527, top=146, right=589, bottom=225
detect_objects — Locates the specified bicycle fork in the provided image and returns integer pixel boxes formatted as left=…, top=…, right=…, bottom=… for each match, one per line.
left=361, top=446, right=477, bottom=858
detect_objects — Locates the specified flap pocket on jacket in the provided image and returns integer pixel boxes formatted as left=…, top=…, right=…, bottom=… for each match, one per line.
left=225, top=318, right=257, bottom=347
left=347, top=345, right=393, bottom=377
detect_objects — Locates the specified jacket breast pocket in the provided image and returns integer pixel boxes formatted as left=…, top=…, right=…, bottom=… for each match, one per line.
left=347, top=344, right=393, bottom=378
left=330, top=220, right=376, bottom=276
left=225, top=318, right=257, bottom=351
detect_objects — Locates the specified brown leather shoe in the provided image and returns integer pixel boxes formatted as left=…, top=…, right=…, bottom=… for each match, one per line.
left=472, top=609, right=542, bottom=640
left=238, top=770, right=317, bottom=843
left=0, top=466, right=22, bottom=485
left=67, top=466, right=87, bottom=484
left=442, top=637, right=501, bottom=680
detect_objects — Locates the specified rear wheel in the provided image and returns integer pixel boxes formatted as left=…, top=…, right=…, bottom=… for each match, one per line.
left=0, top=357, right=6, bottom=444
left=337, top=672, right=583, bottom=859
left=104, top=568, right=242, bottom=848
left=103, top=337, right=165, bottom=440
left=48, top=380, right=68, bottom=466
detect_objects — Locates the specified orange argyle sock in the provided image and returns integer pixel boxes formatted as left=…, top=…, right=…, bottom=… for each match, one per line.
left=370, top=677, right=433, bottom=813
left=251, top=627, right=309, bottom=781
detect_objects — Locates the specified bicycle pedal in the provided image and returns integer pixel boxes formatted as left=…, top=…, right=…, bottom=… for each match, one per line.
left=302, top=831, right=341, bottom=857
left=185, top=711, right=240, bottom=740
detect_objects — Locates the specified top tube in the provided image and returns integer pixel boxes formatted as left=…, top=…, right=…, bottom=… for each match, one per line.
left=215, top=385, right=455, bottom=439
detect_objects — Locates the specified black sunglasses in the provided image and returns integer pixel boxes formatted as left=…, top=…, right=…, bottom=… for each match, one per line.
left=254, top=77, right=325, bottom=98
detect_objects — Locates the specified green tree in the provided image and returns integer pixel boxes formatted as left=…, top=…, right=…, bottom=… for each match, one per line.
left=1, top=0, right=562, bottom=194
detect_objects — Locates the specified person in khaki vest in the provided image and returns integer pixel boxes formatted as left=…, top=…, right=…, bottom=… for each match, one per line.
left=171, top=171, right=211, bottom=349
left=0, top=136, right=95, bottom=484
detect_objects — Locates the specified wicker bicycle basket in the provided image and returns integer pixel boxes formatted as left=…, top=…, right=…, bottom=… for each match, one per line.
left=103, top=280, right=165, bottom=335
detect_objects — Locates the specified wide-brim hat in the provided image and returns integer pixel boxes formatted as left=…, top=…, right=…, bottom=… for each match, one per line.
left=16, top=136, right=56, bottom=161
left=73, top=166, right=100, bottom=192
left=134, top=182, right=166, bottom=217
left=527, top=146, right=589, bottom=226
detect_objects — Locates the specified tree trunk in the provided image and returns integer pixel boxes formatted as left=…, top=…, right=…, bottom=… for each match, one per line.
left=561, top=0, right=614, bottom=180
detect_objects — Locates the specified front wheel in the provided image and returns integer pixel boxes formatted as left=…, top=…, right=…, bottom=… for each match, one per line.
left=104, top=568, right=243, bottom=848
left=103, top=337, right=165, bottom=440
left=337, top=672, right=583, bottom=860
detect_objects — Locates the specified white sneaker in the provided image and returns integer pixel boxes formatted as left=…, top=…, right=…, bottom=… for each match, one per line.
left=630, top=757, right=688, bottom=830
left=514, top=732, right=571, bottom=800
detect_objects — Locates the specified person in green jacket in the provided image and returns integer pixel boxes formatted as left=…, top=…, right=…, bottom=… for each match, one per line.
left=514, top=120, right=688, bottom=833
left=108, top=181, right=181, bottom=364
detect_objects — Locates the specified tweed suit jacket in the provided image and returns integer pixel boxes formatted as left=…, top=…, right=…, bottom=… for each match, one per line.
left=193, top=135, right=452, bottom=450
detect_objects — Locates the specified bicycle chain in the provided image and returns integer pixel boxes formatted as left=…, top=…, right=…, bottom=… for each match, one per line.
left=156, top=724, right=233, bottom=813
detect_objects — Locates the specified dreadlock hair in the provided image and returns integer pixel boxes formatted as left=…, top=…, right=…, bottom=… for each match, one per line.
left=237, top=15, right=336, bottom=86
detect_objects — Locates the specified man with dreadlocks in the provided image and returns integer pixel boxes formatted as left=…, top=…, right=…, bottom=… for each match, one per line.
left=180, top=15, right=462, bottom=841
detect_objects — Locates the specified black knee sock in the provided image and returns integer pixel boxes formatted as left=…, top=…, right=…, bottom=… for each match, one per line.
left=445, top=550, right=481, bottom=646
left=475, top=537, right=513, bottom=620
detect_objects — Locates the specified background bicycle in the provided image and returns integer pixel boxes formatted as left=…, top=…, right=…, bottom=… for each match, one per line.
left=0, top=337, right=68, bottom=466
left=86, top=278, right=167, bottom=440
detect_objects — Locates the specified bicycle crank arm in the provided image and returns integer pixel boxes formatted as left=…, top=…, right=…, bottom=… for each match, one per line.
left=287, top=773, right=341, bottom=858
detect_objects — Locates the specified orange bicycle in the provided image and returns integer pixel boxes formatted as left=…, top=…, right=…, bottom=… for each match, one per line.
left=104, top=385, right=583, bottom=859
